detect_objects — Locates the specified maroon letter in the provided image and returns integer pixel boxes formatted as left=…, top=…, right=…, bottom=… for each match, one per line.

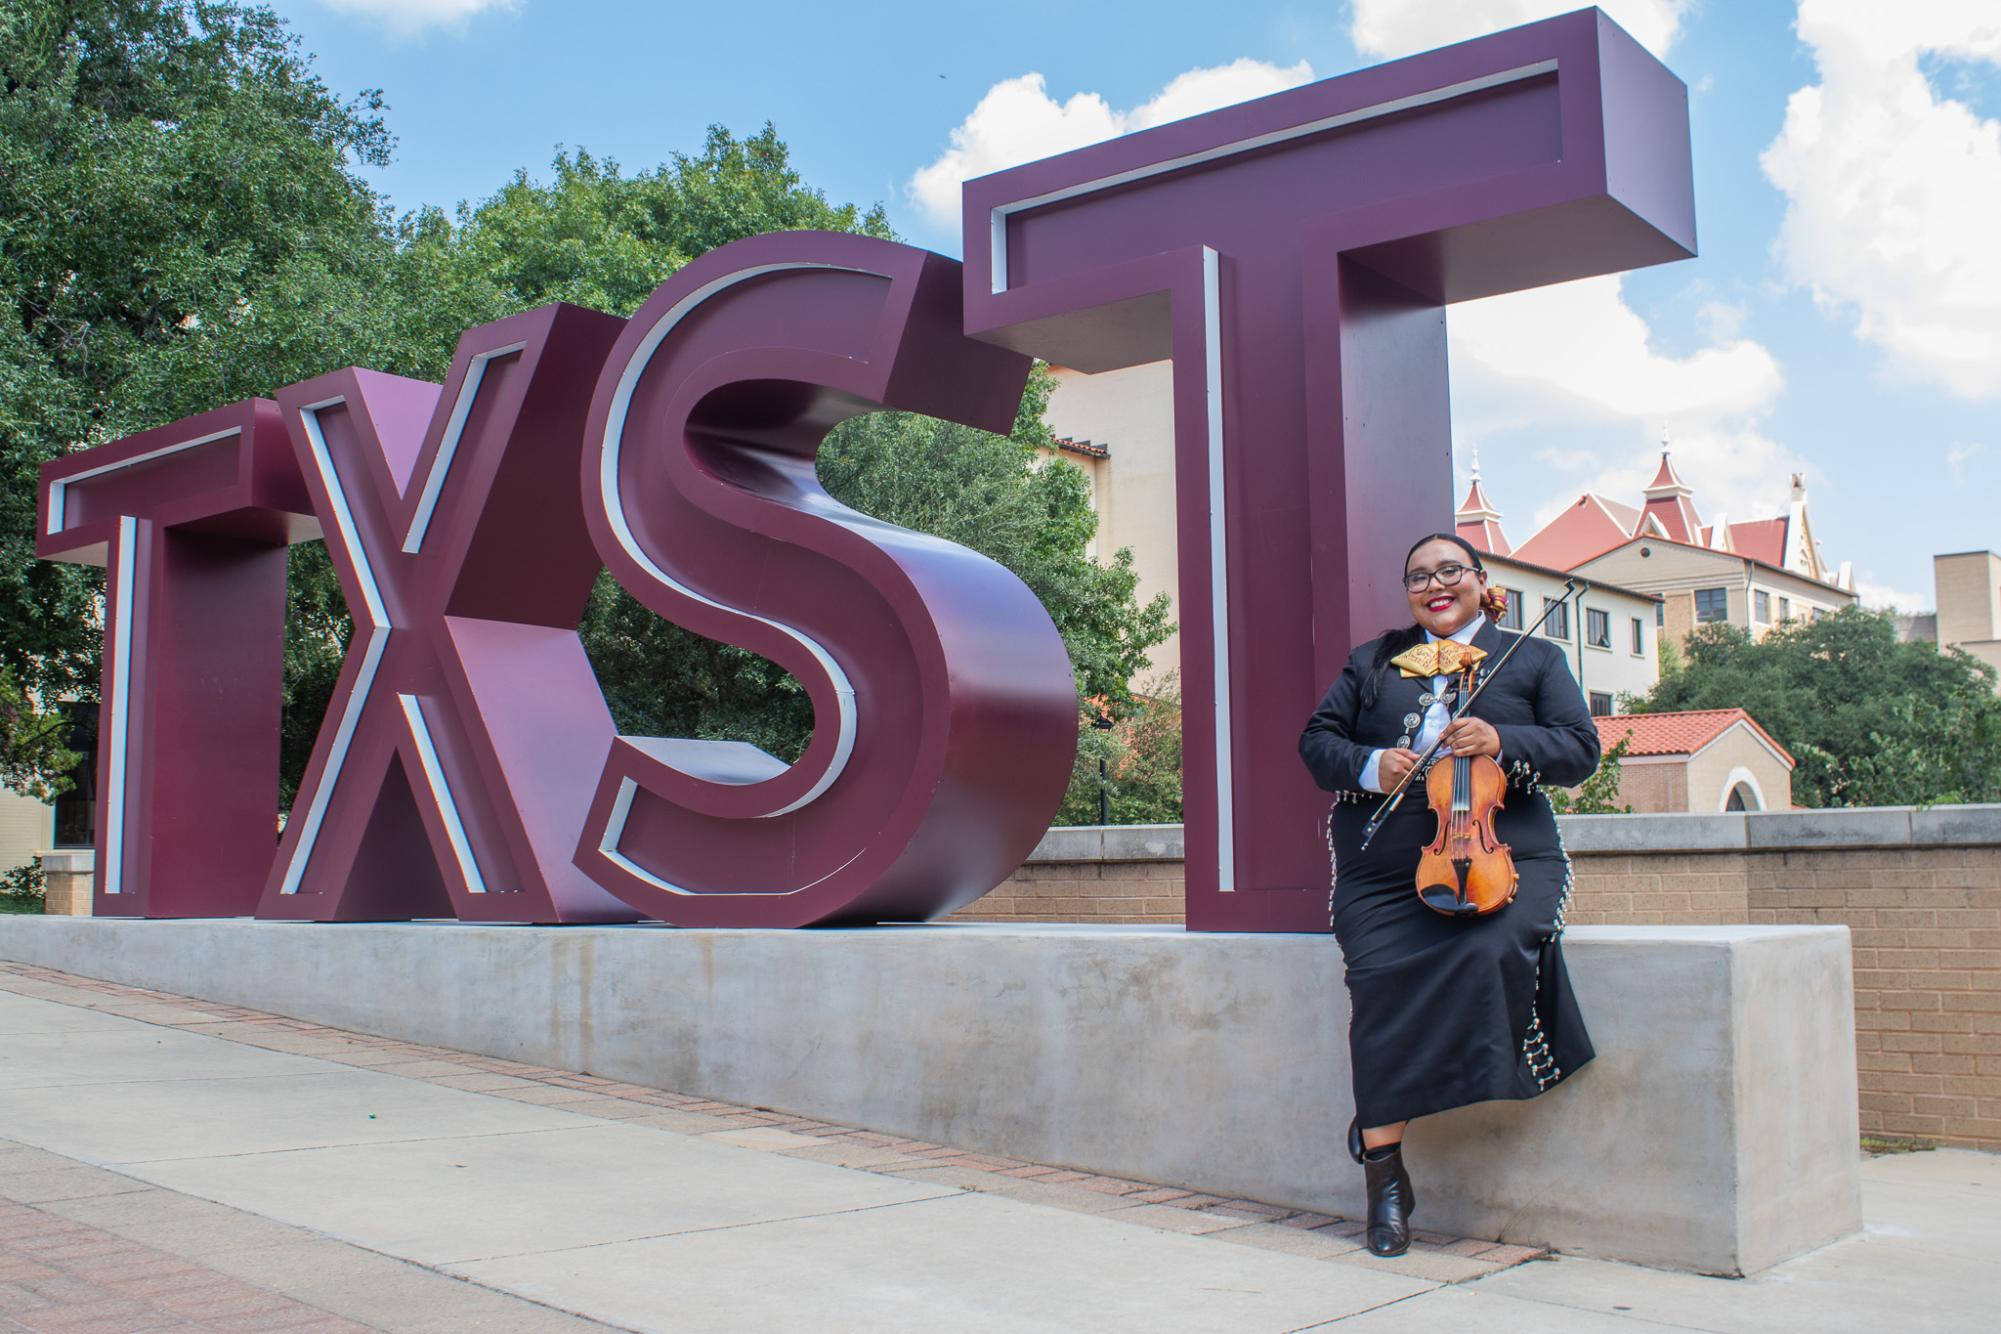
left=574, top=232, right=1078, bottom=926
left=959, top=11, right=1696, bottom=928
left=256, top=305, right=641, bottom=922
left=38, top=402, right=315, bottom=916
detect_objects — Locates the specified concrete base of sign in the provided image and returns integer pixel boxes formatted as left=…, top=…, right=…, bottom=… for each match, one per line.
left=0, top=918, right=1858, bottom=1275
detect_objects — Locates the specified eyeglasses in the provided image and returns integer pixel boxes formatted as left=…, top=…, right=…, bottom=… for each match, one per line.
left=1403, top=562, right=1473, bottom=593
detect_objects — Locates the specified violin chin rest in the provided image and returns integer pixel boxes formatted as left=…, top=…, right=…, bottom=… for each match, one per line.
left=1418, top=886, right=1487, bottom=917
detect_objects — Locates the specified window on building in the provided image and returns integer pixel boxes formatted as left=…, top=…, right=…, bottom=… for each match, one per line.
left=1695, top=587, right=1729, bottom=622
left=1778, top=596, right=1791, bottom=621
left=1497, top=588, right=1523, bottom=630
left=1655, top=602, right=1664, bottom=627
left=51, top=703, right=98, bottom=849
left=1631, top=617, right=1644, bottom=654
left=1589, top=691, right=1614, bottom=716
left=1586, top=607, right=1610, bottom=648
left=1542, top=597, right=1570, bottom=640
left=1810, top=606, right=1825, bottom=621
left=1754, top=590, right=1770, bottom=622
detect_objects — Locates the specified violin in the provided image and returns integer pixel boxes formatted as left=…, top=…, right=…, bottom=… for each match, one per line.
left=1359, top=579, right=1579, bottom=918
left=1414, top=662, right=1517, bottom=917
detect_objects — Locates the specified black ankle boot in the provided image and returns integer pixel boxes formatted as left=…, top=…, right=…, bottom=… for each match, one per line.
left=1362, top=1142, right=1414, bottom=1257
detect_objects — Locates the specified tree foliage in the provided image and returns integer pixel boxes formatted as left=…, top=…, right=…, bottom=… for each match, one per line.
left=1631, top=608, right=2001, bottom=808
left=1, top=2, right=1174, bottom=812
left=0, top=666, right=78, bottom=802
left=1056, top=678, right=1183, bottom=826
left=1546, top=734, right=1631, bottom=816
left=2, top=0, right=395, bottom=791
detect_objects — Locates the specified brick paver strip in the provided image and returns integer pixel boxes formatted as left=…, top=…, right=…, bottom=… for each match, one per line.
left=0, top=1198, right=370, bottom=1333
left=0, top=961, right=1548, bottom=1282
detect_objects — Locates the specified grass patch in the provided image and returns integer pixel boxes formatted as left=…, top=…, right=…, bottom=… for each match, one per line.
left=1861, top=1134, right=1934, bottom=1156
left=0, top=895, right=44, bottom=915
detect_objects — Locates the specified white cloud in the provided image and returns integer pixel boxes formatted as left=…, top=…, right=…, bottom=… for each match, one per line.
left=1853, top=575, right=1930, bottom=612
left=907, top=58, right=1314, bottom=234
left=1947, top=442, right=1985, bottom=482
left=317, top=0, right=518, bottom=39
left=1443, top=274, right=1800, bottom=532
left=1349, top=0, right=1687, bottom=60
left=1762, top=1, right=2001, bottom=399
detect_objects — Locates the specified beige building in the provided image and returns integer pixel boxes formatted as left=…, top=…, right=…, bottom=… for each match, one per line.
left=1502, top=452, right=1856, bottom=645
left=0, top=703, right=95, bottom=878
left=1457, top=475, right=1660, bottom=713
left=1926, top=551, right=2001, bottom=679
left=0, top=787, right=55, bottom=877
left=1594, top=709, right=1795, bottom=813
left=1040, top=363, right=1180, bottom=682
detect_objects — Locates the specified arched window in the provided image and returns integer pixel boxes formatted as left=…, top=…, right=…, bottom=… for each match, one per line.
left=1724, top=782, right=1759, bottom=812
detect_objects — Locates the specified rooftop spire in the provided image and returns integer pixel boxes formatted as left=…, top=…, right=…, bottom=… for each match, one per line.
left=1644, top=446, right=1692, bottom=497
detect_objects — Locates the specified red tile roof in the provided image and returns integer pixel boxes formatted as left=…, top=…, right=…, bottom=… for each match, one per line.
left=1596, top=709, right=1794, bottom=767
left=1455, top=476, right=1512, bottom=555
left=1640, top=492, right=1703, bottom=544
left=1644, top=451, right=1688, bottom=493
left=1457, top=518, right=1511, bottom=555
left=1510, top=494, right=1633, bottom=569
left=1723, top=516, right=1787, bottom=567
left=1053, top=436, right=1108, bottom=460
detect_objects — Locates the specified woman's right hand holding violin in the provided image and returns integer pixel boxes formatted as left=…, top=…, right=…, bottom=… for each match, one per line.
left=1374, top=748, right=1421, bottom=793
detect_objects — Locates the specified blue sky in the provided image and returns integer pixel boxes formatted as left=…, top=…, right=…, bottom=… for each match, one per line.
left=272, top=1, right=2001, bottom=611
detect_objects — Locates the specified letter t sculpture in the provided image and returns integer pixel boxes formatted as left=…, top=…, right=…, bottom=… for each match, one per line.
left=961, top=10, right=1696, bottom=929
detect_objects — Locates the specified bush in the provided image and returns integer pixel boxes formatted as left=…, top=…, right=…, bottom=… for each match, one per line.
left=0, top=860, right=46, bottom=912
left=1546, top=735, right=1632, bottom=815
left=1056, top=676, right=1183, bottom=825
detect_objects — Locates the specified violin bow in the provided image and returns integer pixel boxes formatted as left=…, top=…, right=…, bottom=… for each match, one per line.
left=1357, top=579, right=1581, bottom=851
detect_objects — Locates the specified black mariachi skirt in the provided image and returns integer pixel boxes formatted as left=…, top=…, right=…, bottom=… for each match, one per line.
left=1328, top=790, right=1593, bottom=1127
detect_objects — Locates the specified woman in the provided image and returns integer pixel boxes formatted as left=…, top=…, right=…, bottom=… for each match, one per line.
left=1297, top=533, right=1599, bottom=1257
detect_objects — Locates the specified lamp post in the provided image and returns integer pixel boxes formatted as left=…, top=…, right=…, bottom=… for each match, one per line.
left=1091, top=712, right=1116, bottom=825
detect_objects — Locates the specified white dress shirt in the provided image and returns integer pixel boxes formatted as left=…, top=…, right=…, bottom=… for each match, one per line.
left=1359, top=616, right=1483, bottom=794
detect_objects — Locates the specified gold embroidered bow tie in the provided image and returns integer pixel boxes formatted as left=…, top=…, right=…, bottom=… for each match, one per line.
left=1389, top=640, right=1488, bottom=679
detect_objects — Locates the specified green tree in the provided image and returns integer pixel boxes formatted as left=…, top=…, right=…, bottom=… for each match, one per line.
left=1057, top=677, right=1183, bottom=826
left=2, top=0, right=1172, bottom=807
left=406, top=140, right=1172, bottom=768
left=1631, top=608, right=2001, bottom=808
left=1, top=0, right=396, bottom=791
left=1546, top=734, right=1631, bottom=815
left=0, top=666, right=78, bottom=802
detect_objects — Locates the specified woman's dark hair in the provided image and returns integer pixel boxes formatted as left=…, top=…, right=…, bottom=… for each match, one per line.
left=1404, top=531, right=1484, bottom=574
left=1360, top=533, right=1488, bottom=708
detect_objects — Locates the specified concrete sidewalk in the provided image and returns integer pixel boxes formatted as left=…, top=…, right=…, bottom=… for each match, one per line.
left=0, top=967, right=1994, bottom=1332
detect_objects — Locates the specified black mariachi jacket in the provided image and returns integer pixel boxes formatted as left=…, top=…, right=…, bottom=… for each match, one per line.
left=1297, top=617, right=1601, bottom=803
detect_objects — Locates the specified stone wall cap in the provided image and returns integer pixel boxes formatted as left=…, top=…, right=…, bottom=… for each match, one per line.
left=1026, top=824, right=1182, bottom=862
left=1557, top=812, right=1747, bottom=853
left=1746, top=808, right=1914, bottom=849
left=1567, top=923, right=1850, bottom=945
left=1021, top=805, right=2001, bottom=861
left=37, top=850, right=94, bottom=873
left=1910, top=804, right=2001, bottom=847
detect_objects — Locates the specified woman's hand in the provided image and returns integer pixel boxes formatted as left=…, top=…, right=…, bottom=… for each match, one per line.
left=1440, top=716, right=1501, bottom=759
left=1375, top=748, right=1421, bottom=792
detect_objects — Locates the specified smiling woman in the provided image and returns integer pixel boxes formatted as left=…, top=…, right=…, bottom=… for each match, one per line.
left=1298, top=531, right=1601, bottom=1259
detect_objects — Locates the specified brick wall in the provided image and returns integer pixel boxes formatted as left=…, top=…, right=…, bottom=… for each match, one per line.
left=37, top=851, right=92, bottom=917
left=953, top=825, right=1184, bottom=925
left=956, top=808, right=2001, bottom=1152
left=1746, top=847, right=1999, bottom=1149
left=956, top=858, right=1183, bottom=924
left=1565, top=850, right=1751, bottom=923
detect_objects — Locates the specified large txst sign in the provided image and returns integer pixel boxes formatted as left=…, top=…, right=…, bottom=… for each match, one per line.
left=38, top=10, right=1694, bottom=928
